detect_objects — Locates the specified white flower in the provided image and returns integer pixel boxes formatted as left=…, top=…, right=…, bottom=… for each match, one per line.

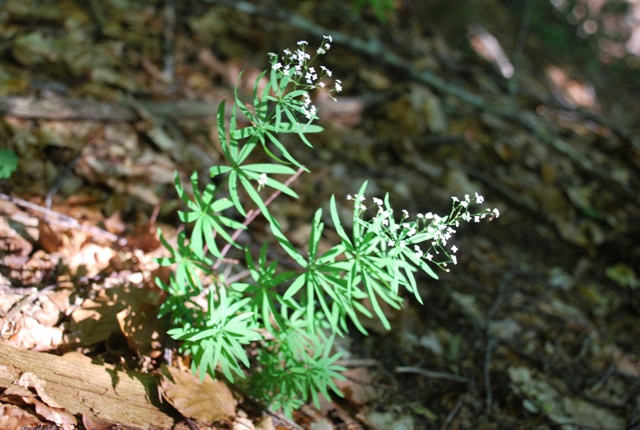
left=323, top=35, right=333, bottom=43
left=452, top=196, right=459, bottom=203
left=320, top=65, right=332, bottom=77
left=426, top=253, right=433, bottom=261
left=475, top=192, right=484, bottom=204
left=295, top=49, right=310, bottom=63
left=258, top=173, right=268, bottom=188
left=493, top=208, right=500, bottom=218
left=414, top=245, right=423, bottom=258
left=373, top=197, right=383, bottom=206
left=388, top=239, right=395, bottom=247
left=317, top=48, right=326, bottom=55
left=303, top=104, right=317, bottom=120
left=273, top=62, right=282, bottom=71
left=451, top=245, right=458, bottom=253
left=297, top=40, right=308, bottom=46
left=452, top=255, right=458, bottom=265
left=346, top=194, right=353, bottom=200
left=305, top=69, right=317, bottom=84
left=335, top=80, right=342, bottom=92
left=302, top=92, right=312, bottom=106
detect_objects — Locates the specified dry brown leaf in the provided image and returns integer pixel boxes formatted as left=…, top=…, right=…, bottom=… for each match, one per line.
left=17, top=371, right=62, bottom=408
left=70, top=284, right=161, bottom=350
left=116, top=298, right=164, bottom=357
left=254, top=416, right=276, bottom=430
left=335, top=367, right=379, bottom=406
left=37, top=220, right=63, bottom=253
left=160, top=365, right=236, bottom=423
left=233, top=416, right=255, bottom=430
left=1, top=374, right=77, bottom=429
left=82, top=413, right=120, bottom=430
left=69, top=291, right=124, bottom=346
left=0, top=403, right=42, bottom=429
left=7, top=315, right=65, bottom=350
left=126, top=221, right=161, bottom=252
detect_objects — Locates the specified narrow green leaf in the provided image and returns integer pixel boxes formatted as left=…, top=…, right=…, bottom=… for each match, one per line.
left=362, top=271, right=391, bottom=331
left=241, top=163, right=297, bottom=175
left=283, top=275, right=306, bottom=301
left=210, top=165, right=234, bottom=177
left=330, top=195, right=353, bottom=250
left=264, top=131, right=304, bottom=168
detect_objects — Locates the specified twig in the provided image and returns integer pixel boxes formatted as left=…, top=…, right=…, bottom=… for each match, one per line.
left=45, top=151, right=82, bottom=209
left=184, top=417, right=199, bottom=430
left=0, top=192, right=127, bottom=246
left=483, top=337, right=498, bottom=414
left=86, top=0, right=107, bottom=36
left=440, top=393, right=464, bottom=430
left=483, top=270, right=529, bottom=414
left=508, top=0, right=538, bottom=108
left=231, top=386, right=307, bottom=430
left=162, top=0, right=176, bottom=86
left=395, top=366, right=467, bottom=383
left=335, top=358, right=379, bottom=367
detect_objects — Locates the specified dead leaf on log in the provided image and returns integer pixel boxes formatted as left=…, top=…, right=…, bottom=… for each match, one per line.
left=0, top=403, right=43, bottom=429
left=159, top=365, right=236, bottom=424
left=1, top=371, right=77, bottom=430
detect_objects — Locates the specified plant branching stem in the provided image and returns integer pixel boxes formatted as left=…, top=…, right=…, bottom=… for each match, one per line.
left=214, top=166, right=305, bottom=270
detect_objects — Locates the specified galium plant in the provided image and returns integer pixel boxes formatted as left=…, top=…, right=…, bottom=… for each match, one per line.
left=156, top=36, right=499, bottom=416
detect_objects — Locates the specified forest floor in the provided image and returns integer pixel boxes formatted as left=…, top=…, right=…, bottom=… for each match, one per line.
left=0, top=1, right=639, bottom=429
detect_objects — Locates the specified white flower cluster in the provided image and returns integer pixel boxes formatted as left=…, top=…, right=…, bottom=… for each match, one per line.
left=257, top=173, right=268, bottom=190
left=348, top=191, right=500, bottom=271
left=267, top=36, right=341, bottom=121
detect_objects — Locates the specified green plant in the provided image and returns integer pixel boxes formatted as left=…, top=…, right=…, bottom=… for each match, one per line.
left=156, top=36, right=499, bottom=416
left=0, top=149, right=18, bottom=179
left=353, top=0, right=395, bottom=23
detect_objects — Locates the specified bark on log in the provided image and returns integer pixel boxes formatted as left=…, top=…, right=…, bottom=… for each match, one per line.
left=0, top=341, right=187, bottom=430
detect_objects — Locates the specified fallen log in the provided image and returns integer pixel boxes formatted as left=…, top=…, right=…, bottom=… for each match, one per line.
left=0, top=341, right=188, bottom=430
left=0, top=96, right=218, bottom=122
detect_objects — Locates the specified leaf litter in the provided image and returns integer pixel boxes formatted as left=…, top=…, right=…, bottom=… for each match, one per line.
left=0, top=0, right=639, bottom=428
